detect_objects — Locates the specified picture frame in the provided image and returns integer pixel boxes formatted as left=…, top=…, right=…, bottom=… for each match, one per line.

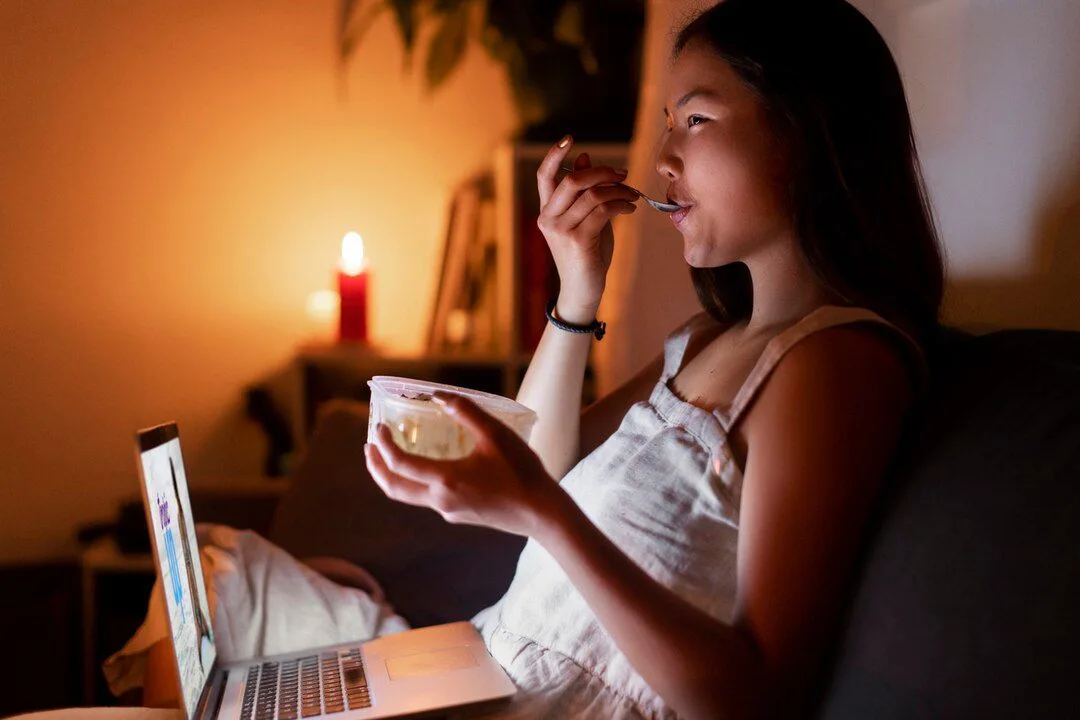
left=427, top=176, right=499, bottom=355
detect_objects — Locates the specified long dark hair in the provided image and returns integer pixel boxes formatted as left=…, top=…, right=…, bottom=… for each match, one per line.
left=675, top=0, right=945, bottom=345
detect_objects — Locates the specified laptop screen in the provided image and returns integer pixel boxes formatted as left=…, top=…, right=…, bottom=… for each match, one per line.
left=138, top=425, right=216, bottom=718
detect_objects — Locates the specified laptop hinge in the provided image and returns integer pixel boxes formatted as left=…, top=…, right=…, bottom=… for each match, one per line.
left=195, top=664, right=228, bottom=720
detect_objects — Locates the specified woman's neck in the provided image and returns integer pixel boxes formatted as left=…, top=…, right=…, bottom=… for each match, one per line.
left=741, top=241, right=839, bottom=335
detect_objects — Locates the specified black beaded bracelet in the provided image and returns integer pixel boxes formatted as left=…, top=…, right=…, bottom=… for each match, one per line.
left=545, top=299, right=606, bottom=341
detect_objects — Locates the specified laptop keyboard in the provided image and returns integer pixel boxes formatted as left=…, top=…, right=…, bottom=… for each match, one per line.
left=239, top=648, right=371, bottom=719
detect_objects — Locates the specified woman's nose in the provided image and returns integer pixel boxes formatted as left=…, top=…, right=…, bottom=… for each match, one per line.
left=655, top=139, right=680, bottom=180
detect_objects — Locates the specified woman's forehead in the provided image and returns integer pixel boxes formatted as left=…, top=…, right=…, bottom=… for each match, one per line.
left=665, top=42, right=746, bottom=110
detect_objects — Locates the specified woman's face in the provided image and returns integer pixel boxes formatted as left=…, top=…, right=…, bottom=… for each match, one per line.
left=658, top=39, right=793, bottom=268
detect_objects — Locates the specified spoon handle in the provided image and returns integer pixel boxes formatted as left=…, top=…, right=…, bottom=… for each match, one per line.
left=555, top=164, right=679, bottom=213
left=557, top=168, right=673, bottom=211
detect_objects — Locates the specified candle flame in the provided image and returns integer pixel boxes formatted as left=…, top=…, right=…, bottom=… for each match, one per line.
left=340, top=231, right=365, bottom=276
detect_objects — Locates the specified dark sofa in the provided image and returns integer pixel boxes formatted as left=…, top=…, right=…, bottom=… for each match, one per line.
left=271, top=327, right=1080, bottom=718
left=820, top=328, right=1080, bottom=718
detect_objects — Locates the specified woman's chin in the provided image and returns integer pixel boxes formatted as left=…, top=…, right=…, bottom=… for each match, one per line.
left=682, top=229, right=745, bottom=268
left=683, top=241, right=717, bottom=268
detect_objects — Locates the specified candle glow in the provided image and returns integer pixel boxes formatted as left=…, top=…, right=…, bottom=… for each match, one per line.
left=306, top=289, right=339, bottom=323
left=340, top=231, right=366, bottom=276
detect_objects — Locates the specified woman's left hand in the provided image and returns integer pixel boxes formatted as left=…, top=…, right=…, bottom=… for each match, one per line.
left=364, top=392, right=571, bottom=538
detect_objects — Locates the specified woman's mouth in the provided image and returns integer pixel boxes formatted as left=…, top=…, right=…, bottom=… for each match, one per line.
left=670, top=204, right=693, bottom=227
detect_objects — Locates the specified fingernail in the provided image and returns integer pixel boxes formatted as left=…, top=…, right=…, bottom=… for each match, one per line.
left=558, top=135, right=572, bottom=148
left=616, top=167, right=628, bottom=176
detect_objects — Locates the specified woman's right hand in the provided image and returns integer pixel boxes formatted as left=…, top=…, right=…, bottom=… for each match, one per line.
left=536, top=136, right=638, bottom=323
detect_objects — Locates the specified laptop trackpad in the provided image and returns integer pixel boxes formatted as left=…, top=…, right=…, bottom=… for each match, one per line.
left=385, top=646, right=478, bottom=680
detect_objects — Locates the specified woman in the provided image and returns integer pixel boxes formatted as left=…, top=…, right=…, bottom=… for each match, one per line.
left=365, top=0, right=945, bottom=717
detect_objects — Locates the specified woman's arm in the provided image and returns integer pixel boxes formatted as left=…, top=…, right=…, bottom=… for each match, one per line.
left=519, top=331, right=662, bottom=480
left=515, top=310, right=599, bottom=480
left=514, top=137, right=638, bottom=479
left=531, top=326, right=913, bottom=719
left=520, top=336, right=662, bottom=480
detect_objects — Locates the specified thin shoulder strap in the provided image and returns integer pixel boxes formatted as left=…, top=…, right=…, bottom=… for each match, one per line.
left=723, top=306, right=923, bottom=430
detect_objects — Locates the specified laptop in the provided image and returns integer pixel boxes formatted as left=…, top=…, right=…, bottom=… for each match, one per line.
left=134, top=422, right=516, bottom=719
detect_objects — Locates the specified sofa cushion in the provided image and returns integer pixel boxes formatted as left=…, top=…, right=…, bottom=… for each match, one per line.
left=269, top=401, right=527, bottom=628
left=820, top=329, right=1080, bottom=718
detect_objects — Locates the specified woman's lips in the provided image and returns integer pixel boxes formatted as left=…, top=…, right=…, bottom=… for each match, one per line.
left=670, top=204, right=693, bottom=226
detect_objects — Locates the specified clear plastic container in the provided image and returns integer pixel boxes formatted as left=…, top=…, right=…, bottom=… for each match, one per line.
left=366, top=376, right=538, bottom=460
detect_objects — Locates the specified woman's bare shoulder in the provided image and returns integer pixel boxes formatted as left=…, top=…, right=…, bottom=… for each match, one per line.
left=787, top=322, right=912, bottom=391
left=748, top=322, right=914, bottom=439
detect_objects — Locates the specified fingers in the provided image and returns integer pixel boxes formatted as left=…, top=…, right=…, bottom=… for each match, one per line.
left=364, top=442, right=432, bottom=508
left=370, top=424, right=444, bottom=482
left=572, top=199, right=638, bottom=239
left=432, top=392, right=511, bottom=449
left=366, top=426, right=472, bottom=519
left=560, top=186, right=639, bottom=231
left=544, top=164, right=633, bottom=220
left=537, top=135, right=575, bottom=207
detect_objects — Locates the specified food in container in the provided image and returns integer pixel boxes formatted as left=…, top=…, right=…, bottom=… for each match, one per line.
left=366, top=376, right=538, bottom=460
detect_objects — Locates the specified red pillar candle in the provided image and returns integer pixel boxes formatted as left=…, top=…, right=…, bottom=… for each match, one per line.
left=337, top=231, right=369, bottom=343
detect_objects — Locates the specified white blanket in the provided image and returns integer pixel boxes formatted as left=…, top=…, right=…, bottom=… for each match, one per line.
left=103, top=523, right=409, bottom=699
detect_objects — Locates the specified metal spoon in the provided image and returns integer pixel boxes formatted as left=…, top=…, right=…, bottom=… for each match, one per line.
left=559, top=164, right=680, bottom=213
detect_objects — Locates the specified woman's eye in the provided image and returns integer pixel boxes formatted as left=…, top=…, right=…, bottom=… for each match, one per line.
left=687, top=115, right=707, bottom=128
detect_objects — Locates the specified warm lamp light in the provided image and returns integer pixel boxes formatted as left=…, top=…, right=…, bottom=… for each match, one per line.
left=306, top=289, right=339, bottom=323
left=337, top=231, right=370, bottom=343
left=446, top=308, right=471, bottom=345
left=305, top=289, right=339, bottom=343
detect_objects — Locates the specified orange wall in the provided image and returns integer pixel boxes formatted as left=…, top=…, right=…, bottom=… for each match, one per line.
left=0, top=1, right=516, bottom=562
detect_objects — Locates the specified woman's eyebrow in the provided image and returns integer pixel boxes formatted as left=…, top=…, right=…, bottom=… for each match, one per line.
left=662, top=88, right=720, bottom=116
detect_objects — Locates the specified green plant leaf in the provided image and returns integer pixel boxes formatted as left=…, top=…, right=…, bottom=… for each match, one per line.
left=504, top=53, right=546, bottom=126
left=338, top=0, right=362, bottom=61
left=387, top=0, right=419, bottom=54
left=338, top=0, right=388, bottom=64
left=425, top=2, right=470, bottom=91
left=432, top=0, right=469, bottom=12
left=554, top=1, right=584, bottom=48
left=339, top=0, right=363, bottom=42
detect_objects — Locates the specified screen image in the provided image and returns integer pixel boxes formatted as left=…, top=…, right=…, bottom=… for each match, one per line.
left=141, top=435, right=216, bottom=718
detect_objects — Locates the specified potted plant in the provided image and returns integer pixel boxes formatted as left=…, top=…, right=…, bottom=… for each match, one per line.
left=338, top=0, right=646, bottom=142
